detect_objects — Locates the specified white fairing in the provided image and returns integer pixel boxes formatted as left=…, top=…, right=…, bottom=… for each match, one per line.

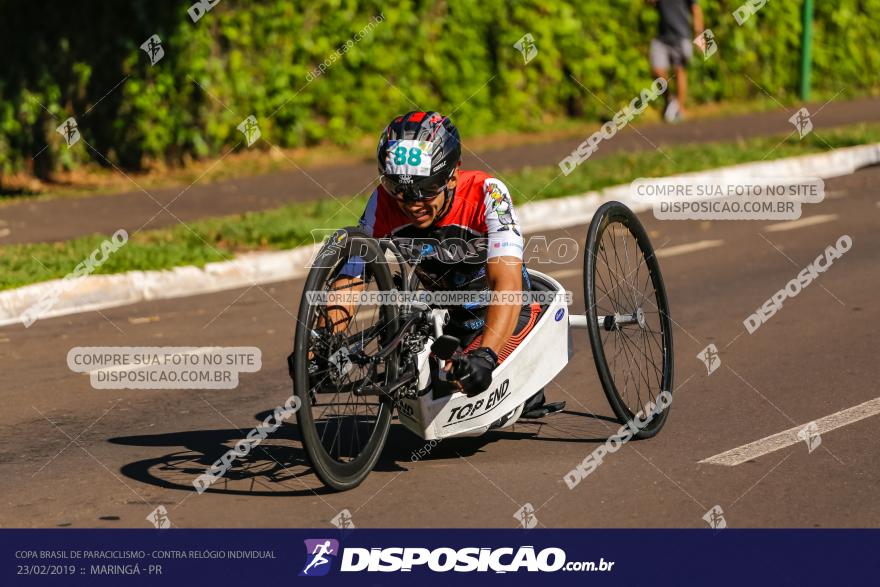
left=397, top=270, right=572, bottom=440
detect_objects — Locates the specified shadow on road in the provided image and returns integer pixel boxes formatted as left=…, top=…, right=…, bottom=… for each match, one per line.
left=109, top=407, right=621, bottom=497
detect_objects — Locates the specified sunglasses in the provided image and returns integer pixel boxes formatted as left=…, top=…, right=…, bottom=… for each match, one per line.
left=381, top=176, right=449, bottom=202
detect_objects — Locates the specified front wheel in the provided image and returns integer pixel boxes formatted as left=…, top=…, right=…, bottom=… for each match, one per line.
left=584, top=202, right=674, bottom=439
left=291, top=228, right=399, bottom=490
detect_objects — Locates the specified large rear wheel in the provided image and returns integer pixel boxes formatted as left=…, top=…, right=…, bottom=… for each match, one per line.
left=584, top=202, right=674, bottom=439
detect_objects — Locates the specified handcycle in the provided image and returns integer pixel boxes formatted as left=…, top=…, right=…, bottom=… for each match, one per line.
left=288, top=201, right=673, bottom=491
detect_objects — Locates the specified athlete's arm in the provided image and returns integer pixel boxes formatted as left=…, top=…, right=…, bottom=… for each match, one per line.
left=448, top=178, right=525, bottom=393
left=480, top=256, right=524, bottom=354
left=322, top=190, right=379, bottom=332
left=479, top=178, right=526, bottom=355
left=322, top=276, right=365, bottom=333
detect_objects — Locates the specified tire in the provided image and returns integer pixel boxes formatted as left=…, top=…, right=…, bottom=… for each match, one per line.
left=584, top=202, right=674, bottom=439
left=292, top=228, right=399, bottom=490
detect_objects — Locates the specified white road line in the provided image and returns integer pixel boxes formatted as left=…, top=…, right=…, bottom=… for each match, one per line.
left=763, top=214, right=838, bottom=233
left=699, top=396, right=880, bottom=466
left=656, top=239, right=724, bottom=258
left=548, top=239, right=723, bottom=280
left=547, top=240, right=724, bottom=279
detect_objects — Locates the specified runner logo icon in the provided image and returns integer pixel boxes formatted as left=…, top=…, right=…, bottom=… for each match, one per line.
left=300, top=539, right=340, bottom=576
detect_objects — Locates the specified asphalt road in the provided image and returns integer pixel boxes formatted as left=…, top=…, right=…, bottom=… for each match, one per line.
left=2, top=96, right=880, bottom=245
left=0, top=166, right=878, bottom=528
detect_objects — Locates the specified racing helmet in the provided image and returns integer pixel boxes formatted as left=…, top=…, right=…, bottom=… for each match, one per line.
left=377, top=111, right=461, bottom=201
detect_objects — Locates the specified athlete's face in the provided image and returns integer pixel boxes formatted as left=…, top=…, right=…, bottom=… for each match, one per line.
left=395, top=169, right=459, bottom=228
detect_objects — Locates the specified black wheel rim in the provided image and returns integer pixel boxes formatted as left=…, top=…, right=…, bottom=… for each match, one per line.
left=587, top=205, right=673, bottom=431
left=297, top=244, right=398, bottom=472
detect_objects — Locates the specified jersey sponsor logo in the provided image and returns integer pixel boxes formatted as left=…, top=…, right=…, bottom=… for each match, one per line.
left=444, top=379, right=510, bottom=425
left=395, top=237, right=487, bottom=264
left=486, top=183, right=521, bottom=236
left=555, top=308, right=565, bottom=321
left=464, top=318, right=485, bottom=330
left=493, top=240, right=524, bottom=250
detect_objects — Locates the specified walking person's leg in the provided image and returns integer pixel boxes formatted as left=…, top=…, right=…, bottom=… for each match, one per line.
left=672, top=37, right=694, bottom=119
left=649, top=38, right=671, bottom=92
left=650, top=38, right=678, bottom=122
left=675, top=64, right=687, bottom=117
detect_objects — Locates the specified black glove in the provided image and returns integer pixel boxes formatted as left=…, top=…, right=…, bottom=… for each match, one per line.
left=454, top=347, right=498, bottom=397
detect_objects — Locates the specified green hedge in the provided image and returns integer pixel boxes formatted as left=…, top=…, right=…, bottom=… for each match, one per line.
left=2, top=0, right=878, bottom=181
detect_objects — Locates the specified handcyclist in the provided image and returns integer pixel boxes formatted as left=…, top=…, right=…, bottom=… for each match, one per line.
left=334, top=111, right=564, bottom=418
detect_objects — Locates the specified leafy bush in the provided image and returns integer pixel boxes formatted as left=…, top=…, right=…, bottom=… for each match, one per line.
left=1, top=0, right=878, bottom=181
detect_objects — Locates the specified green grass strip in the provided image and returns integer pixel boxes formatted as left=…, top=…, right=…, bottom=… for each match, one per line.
left=3, top=122, right=879, bottom=291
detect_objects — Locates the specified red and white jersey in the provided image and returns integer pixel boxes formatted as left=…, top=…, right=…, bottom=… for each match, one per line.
left=359, top=169, right=524, bottom=263
left=357, top=170, right=529, bottom=331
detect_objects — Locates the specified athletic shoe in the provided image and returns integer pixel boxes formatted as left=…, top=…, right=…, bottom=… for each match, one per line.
left=663, top=98, right=680, bottom=123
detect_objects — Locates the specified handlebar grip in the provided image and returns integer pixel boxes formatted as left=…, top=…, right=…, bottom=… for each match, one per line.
left=431, top=334, right=461, bottom=360
left=450, top=354, right=471, bottom=380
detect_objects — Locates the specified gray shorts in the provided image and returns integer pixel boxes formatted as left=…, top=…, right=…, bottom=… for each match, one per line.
left=650, top=37, right=693, bottom=71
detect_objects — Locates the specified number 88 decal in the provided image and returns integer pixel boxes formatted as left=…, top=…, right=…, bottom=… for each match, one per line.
left=393, top=146, right=422, bottom=166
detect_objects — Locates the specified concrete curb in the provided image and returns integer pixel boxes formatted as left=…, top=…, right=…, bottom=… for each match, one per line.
left=518, top=142, right=880, bottom=232
left=0, top=245, right=320, bottom=328
left=2, top=143, right=879, bottom=328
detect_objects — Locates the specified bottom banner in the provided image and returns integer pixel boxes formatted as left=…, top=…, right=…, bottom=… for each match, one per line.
left=2, top=529, right=878, bottom=585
